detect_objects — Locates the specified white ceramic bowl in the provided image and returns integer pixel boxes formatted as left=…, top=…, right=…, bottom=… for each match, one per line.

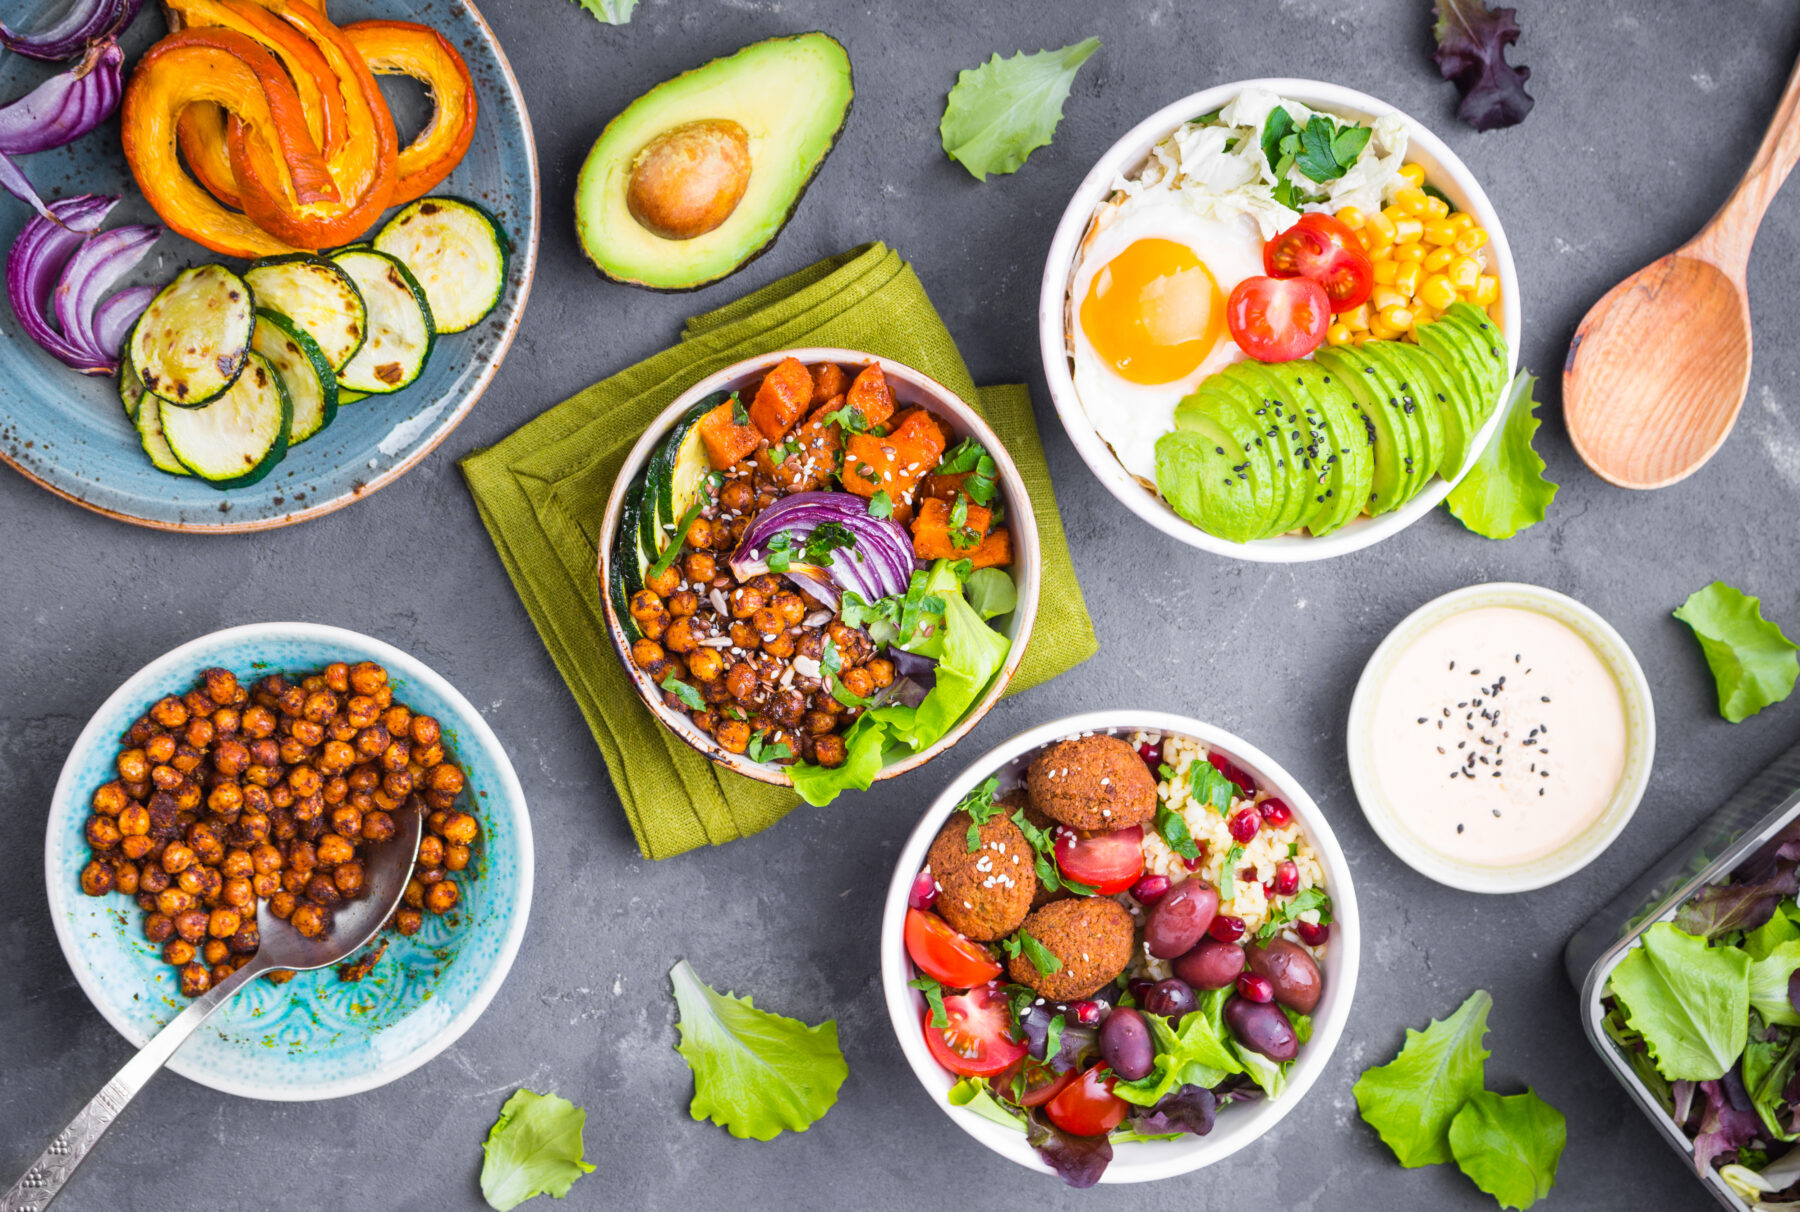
left=1346, top=583, right=1656, bottom=893
left=1038, top=78, right=1523, bottom=563
left=881, top=710, right=1360, bottom=1183
left=597, top=348, right=1041, bottom=788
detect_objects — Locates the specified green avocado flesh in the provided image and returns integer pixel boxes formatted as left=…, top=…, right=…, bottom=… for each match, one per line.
left=1155, top=313, right=1507, bottom=543
left=576, top=33, right=853, bottom=291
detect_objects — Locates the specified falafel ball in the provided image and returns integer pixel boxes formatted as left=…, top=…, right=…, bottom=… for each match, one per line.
left=926, top=807, right=1037, bottom=941
left=1007, top=896, right=1135, bottom=1001
left=1026, top=734, right=1157, bottom=833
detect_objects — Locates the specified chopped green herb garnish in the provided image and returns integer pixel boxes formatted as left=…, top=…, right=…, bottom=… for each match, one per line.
left=868, top=490, right=894, bottom=519
left=910, top=975, right=948, bottom=1029
left=661, top=676, right=706, bottom=711
left=729, top=392, right=749, bottom=426
left=1189, top=761, right=1240, bottom=816
left=765, top=531, right=795, bottom=573
left=933, top=438, right=1000, bottom=505
left=1009, top=807, right=1097, bottom=897
left=959, top=777, right=1002, bottom=851
left=1155, top=803, right=1201, bottom=862
left=747, top=732, right=792, bottom=765
left=822, top=403, right=871, bottom=433
left=1220, top=844, right=1246, bottom=904
left=1004, top=930, right=1063, bottom=975
left=1257, top=886, right=1332, bottom=942
left=1044, top=1013, right=1066, bottom=1061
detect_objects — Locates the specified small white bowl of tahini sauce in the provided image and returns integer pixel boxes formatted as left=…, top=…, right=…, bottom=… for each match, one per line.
left=1347, top=583, right=1655, bottom=894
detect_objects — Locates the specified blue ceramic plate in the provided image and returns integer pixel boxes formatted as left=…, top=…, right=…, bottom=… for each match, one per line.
left=44, top=623, right=534, bottom=1100
left=0, top=0, right=538, bottom=531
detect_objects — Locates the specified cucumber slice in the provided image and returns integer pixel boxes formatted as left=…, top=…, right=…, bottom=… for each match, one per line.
left=132, top=361, right=189, bottom=476
left=160, top=352, right=291, bottom=488
left=131, top=264, right=256, bottom=407
left=244, top=254, right=368, bottom=371
left=252, top=309, right=338, bottom=445
left=330, top=249, right=435, bottom=395
left=373, top=197, right=510, bottom=335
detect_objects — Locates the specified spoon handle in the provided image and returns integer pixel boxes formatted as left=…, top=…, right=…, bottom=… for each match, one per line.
left=1695, top=50, right=1800, bottom=268
left=0, top=956, right=270, bottom=1212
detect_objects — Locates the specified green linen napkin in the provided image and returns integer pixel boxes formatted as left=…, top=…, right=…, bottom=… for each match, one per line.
left=460, top=243, right=1096, bottom=860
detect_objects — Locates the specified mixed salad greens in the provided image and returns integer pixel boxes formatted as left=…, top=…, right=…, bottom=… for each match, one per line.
left=1676, top=582, right=1800, bottom=724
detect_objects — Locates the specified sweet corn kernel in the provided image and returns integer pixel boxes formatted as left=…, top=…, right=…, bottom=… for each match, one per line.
left=1448, top=212, right=1476, bottom=232
left=1327, top=322, right=1354, bottom=346
left=1448, top=256, right=1481, bottom=290
left=1365, top=211, right=1397, bottom=242
left=1392, top=217, right=1424, bottom=245
left=1381, top=204, right=1409, bottom=224
left=1393, top=262, right=1422, bottom=296
left=1423, top=220, right=1460, bottom=247
left=1373, top=260, right=1399, bottom=286
left=1423, top=246, right=1455, bottom=272
left=1420, top=274, right=1459, bottom=311
left=1411, top=305, right=1438, bottom=327
left=1393, top=186, right=1430, bottom=216
left=1342, top=303, right=1372, bottom=331
left=1379, top=305, right=1416, bottom=331
left=1335, top=206, right=1365, bottom=231
left=1395, top=243, right=1427, bottom=264
left=1368, top=316, right=1403, bottom=341
left=1454, top=228, right=1489, bottom=255
left=1371, top=285, right=1409, bottom=312
left=1397, top=163, right=1426, bottom=187
left=1471, top=274, right=1500, bottom=306
left=1422, top=196, right=1451, bottom=221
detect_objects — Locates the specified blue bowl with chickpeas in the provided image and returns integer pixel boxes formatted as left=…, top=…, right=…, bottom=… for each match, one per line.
left=44, top=622, right=533, bottom=1101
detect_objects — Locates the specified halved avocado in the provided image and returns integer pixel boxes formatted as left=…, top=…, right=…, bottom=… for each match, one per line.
left=576, top=34, right=853, bottom=292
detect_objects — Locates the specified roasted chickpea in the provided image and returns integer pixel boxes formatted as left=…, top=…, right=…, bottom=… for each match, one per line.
left=355, top=724, right=392, bottom=759
left=317, top=833, right=354, bottom=866
left=348, top=662, right=386, bottom=697
left=222, top=876, right=254, bottom=909
left=669, top=590, right=700, bottom=618
left=403, top=877, right=426, bottom=909
left=118, top=748, right=150, bottom=783
left=306, top=875, right=342, bottom=908
left=79, top=860, right=114, bottom=896
left=425, top=881, right=460, bottom=915
left=644, top=563, right=681, bottom=597
left=326, top=805, right=362, bottom=841
left=751, top=606, right=784, bottom=639
left=771, top=591, right=807, bottom=627
left=160, top=842, right=195, bottom=875
left=413, top=741, right=446, bottom=769
left=841, top=668, right=875, bottom=699
left=796, top=630, right=826, bottom=661
left=444, top=844, right=471, bottom=872
left=685, top=647, right=724, bottom=684
left=163, top=939, right=196, bottom=966
left=724, top=662, right=759, bottom=701
left=250, top=871, right=278, bottom=899
left=242, top=705, right=277, bottom=738
left=729, top=620, right=761, bottom=650
left=762, top=631, right=796, bottom=660
left=401, top=714, right=438, bottom=748
left=416, top=835, right=444, bottom=868
left=379, top=705, right=411, bottom=738
left=173, top=907, right=207, bottom=941
left=178, top=866, right=208, bottom=896
left=426, top=764, right=465, bottom=798
left=202, top=668, right=240, bottom=705
left=112, top=861, right=141, bottom=895
left=208, top=908, right=241, bottom=938
left=683, top=513, right=716, bottom=548
left=395, top=907, right=424, bottom=936
left=719, top=479, right=754, bottom=512
left=662, top=616, right=708, bottom=657
left=347, top=764, right=380, bottom=794
left=86, top=815, right=122, bottom=850
left=730, top=585, right=766, bottom=619
left=92, top=782, right=128, bottom=817
left=431, top=812, right=476, bottom=847
left=178, top=962, right=211, bottom=997
left=290, top=903, right=326, bottom=939
left=202, top=938, right=229, bottom=966
left=362, top=810, right=396, bottom=843
left=230, top=924, right=259, bottom=955
left=319, top=662, right=348, bottom=694
left=766, top=689, right=805, bottom=728
left=812, top=734, right=848, bottom=768
left=150, top=695, right=189, bottom=729
left=263, top=890, right=294, bottom=920
left=334, top=862, right=365, bottom=897
left=139, top=864, right=170, bottom=895
left=345, top=695, right=381, bottom=730
left=212, top=706, right=241, bottom=737
left=802, top=710, right=836, bottom=735
left=715, top=719, right=751, bottom=754
left=683, top=550, right=718, bottom=583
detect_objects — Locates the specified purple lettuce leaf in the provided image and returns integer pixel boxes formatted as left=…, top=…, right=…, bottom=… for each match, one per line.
left=1674, top=863, right=1800, bottom=941
left=1693, top=1078, right=1762, bottom=1175
left=1131, top=1084, right=1216, bottom=1137
left=1431, top=0, right=1534, bottom=131
left=1025, top=1112, right=1113, bottom=1188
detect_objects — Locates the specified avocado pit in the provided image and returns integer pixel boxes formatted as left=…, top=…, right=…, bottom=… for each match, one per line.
left=626, top=119, right=752, bottom=242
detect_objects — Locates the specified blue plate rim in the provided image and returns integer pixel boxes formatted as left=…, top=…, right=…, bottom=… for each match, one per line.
left=42, top=621, right=537, bottom=1101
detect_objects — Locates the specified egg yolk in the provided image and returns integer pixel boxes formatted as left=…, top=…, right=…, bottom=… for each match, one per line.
left=1079, top=238, right=1225, bottom=385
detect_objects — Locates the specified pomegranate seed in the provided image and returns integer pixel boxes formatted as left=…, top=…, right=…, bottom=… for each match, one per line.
left=1138, top=741, right=1163, bottom=771
left=1274, top=860, right=1300, bottom=897
left=1297, top=920, right=1330, bottom=946
left=1237, top=973, right=1275, bottom=1003
left=1259, top=797, right=1293, bottom=827
left=908, top=870, right=938, bottom=911
left=1208, top=752, right=1255, bottom=795
left=1209, top=914, right=1246, bottom=943
left=1182, top=846, right=1208, bottom=872
left=1071, top=999, right=1103, bottom=1027
left=1131, top=874, right=1172, bottom=904
left=1262, top=880, right=1276, bottom=898
left=1229, top=809, right=1260, bottom=843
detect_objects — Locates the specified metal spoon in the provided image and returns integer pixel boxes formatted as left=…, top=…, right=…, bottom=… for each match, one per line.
left=2, top=801, right=422, bottom=1211
left=1563, top=52, right=1800, bottom=489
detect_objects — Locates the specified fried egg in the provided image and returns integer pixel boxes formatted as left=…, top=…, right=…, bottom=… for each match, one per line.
left=1068, top=193, right=1265, bottom=484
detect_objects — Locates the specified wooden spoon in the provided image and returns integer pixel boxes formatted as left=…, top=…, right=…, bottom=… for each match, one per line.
left=1564, top=52, right=1800, bottom=489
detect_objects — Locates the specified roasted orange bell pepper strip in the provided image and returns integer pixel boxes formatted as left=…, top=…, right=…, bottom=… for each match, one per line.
left=224, top=0, right=398, bottom=249
left=342, top=20, right=477, bottom=205
left=120, top=28, right=322, bottom=258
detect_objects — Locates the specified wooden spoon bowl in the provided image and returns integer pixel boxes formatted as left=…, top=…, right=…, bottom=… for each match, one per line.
left=1565, top=52, right=1800, bottom=489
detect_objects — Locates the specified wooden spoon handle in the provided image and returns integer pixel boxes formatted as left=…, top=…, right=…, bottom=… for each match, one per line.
left=1692, top=50, right=1800, bottom=270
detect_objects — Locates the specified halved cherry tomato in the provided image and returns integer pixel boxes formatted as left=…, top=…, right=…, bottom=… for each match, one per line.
left=924, top=983, right=1028, bottom=1078
left=1226, top=275, right=1330, bottom=363
left=1006, top=1060, right=1079, bottom=1108
left=1044, top=1064, right=1130, bottom=1137
left=1263, top=213, right=1374, bottom=313
left=905, top=908, right=1002, bottom=988
left=1053, top=825, right=1144, bottom=896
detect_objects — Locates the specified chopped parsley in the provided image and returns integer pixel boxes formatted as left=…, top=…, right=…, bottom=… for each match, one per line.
left=1003, top=929, right=1063, bottom=976
left=1220, top=843, right=1246, bottom=904
left=729, top=391, right=749, bottom=427
left=660, top=676, right=706, bottom=711
left=1261, top=106, right=1371, bottom=208
left=1043, top=1013, right=1066, bottom=1062
left=948, top=495, right=980, bottom=550
left=1155, top=803, right=1202, bottom=862
left=867, top=490, right=894, bottom=520
left=821, top=402, right=872, bottom=433
left=933, top=438, right=1000, bottom=505
left=1256, top=886, right=1333, bottom=943
left=1010, top=808, right=1097, bottom=896
left=909, top=974, right=948, bottom=1028
left=764, top=523, right=856, bottom=574
left=1189, top=760, right=1241, bottom=817
left=958, top=776, right=1003, bottom=851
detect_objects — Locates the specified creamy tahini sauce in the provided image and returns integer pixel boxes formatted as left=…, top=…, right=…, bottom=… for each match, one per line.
left=1370, top=606, right=1627, bottom=868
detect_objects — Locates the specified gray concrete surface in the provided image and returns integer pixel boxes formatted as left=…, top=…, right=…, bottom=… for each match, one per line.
left=4, top=0, right=1798, bottom=1207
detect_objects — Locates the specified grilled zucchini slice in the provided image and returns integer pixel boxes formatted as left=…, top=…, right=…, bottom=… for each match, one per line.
left=244, top=253, right=367, bottom=371
left=373, top=197, right=509, bottom=335
left=252, top=309, right=337, bottom=445
left=160, top=352, right=291, bottom=488
left=330, top=249, right=435, bottom=395
left=131, top=264, right=256, bottom=407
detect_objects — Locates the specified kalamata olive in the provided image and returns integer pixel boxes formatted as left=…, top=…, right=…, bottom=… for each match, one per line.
left=1127, top=978, right=1156, bottom=1006
left=1144, top=877, right=1219, bottom=958
left=1245, top=939, right=1323, bottom=1014
left=1224, top=996, right=1298, bottom=1062
left=1172, top=938, right=1246, bottom=990
left=1141, top=977, right=1198, bottom=1019
left=1099, top=1007, right=1155, bottom=1081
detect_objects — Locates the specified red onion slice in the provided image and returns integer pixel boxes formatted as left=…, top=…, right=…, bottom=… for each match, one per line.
left=92, top=283, right=153, bottom=356
left=1, top=0, right=136, bottom=62
left=53, top=219, right=158, bottom=358
left=6, top=194, right=153, bottom=375
left=729, top=491, right=918, bottom=604
left=0, top=39, right=125, bottom=156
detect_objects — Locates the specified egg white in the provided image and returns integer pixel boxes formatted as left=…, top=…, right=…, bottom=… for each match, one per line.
left=1068, top=193, right=1266, bottom=485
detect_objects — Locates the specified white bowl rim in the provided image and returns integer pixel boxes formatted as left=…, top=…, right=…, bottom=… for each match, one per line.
left=594, top=346, right=1043, bottom=788
left=880, top=709, right=1361, bottom=1183
left=1344, top=582, right=1657, bottom=894
left=43, top=621, right=537, bottom=1101
left=1037, top=76, right=1523, bottom=564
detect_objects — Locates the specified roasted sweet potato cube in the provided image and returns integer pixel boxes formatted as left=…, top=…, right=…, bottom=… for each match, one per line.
left=911, top=496, right=992, bottom=560
left=921, top=471, right=968, bottom=501
left=811, top=362, right=849, bottom=405
left=753, top=404, right=843, bottom=493
left=968, top=525, right=1012, bottom=570
left=698, top=399, right=761, bottom=470
left=844, top=363, right=896, bottom=430
left=886, top=408, right=947, bottom=462
left=748, top=356, right=813, bottom=441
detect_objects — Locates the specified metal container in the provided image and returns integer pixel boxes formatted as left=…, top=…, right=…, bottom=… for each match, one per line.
left=1566, top=740, right=1800, bottom=1209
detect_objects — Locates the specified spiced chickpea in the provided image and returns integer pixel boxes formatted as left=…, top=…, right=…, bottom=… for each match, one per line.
left=348, top=764, right=380, bottom=794
left=230, top=924, right=259, bottom=955
left=139, top=865, right=170, bottom=895
left=725, top=662, right=758, bottom=701
left=413, top=740, right=446, bottom=768
left=86, top=815, right=122, bottom=850
left=426, top=764, right=465, bottom=798
left=729, top=621, right=761, bottom=650
left=160, top=842, right=195, bottom=874
left=403, top=877, right=426, bottom=909
left=241, top=705, right=276, bottom=738
left=150, top=696, right=189, bottom=729
left=213, top=739, right=250, bottom=777
left=173, top=907, right=207, bottom=941
left=668, top=589, right=700, bottom=618
left=323, top=776, right=348, bottom=806
left=223, top=878, right=254, bottom=909
left=715, top=718, right=751, bottom=754
left=184, top=716, right=216, bottom=750
left=207, top=908, right=241, bottom=939
left=120, top=835, right=154, bottom=861
left=812, top=734, right=848, bottom=768
left=408, top=715, right=440, bottom=748
left=92, top=782, right=127, bottom=816
left=307, top=875, right=343, bottom=908
left=252, top=871, right=279, bottom=898
left=334, top=861, right=365, bottom=897
left=381, top=705, right=412, bottom=738
left=202, top=668, right=239, bottom=705
left=796, top=630, right=826, bottom=661
left=178, top=962, right=211, bottom=997
left=348, top=662, right=386, bottom=697
left=417, top=835, right=444, bottom=867
left=290, top=903, right=326, bottom=939
left=163, top=939, right=196, bottom=966
left=763, top=631, right=796, bottom=660
left=425, top=881, right=460, bottom=915
left=439, top=812, right=479, bottom=846
left=355, top=724, right=391, bottom=759
left=730, top=585, right=766, bottom=619
left=332, top=805, right=364, bottom=840
left=395, top=907, right=423, bottom=936
left=719, top=478, right=753, bottom=512
left=362, top=810, right=396, bottom=843
left=321, top=663, right=349, bottom=694
left=346, top=695, right=381, bottom=729
left=803, top=710, right=836, bottom=735
left=683, top=550, right=717, bottom=584
left=644, top=562, right=682, bottom=598
left=113, top=861, right=140, bottom=895
left=80, top=860, right=114, bottom=896
left=379, top=740, right=410, bottom=773
left=841, top=668, right=875, bottom=699
left=771, top=591, right=806, bottom=627
left=445, top=844, right=471, bottom=872
left=176, top=868, right=206, bottom=896
left=118, top=748, right=150, bottom=783
left=268, top=891, right=297, bottom=920
left=212, top=706, right=240, bottom=737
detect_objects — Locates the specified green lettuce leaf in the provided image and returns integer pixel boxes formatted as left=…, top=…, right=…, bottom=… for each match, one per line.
left=1353, top=989, right=1492, bottom=1167
left=1608, top=923, right=1748, bottom=1080
left=939, top=39, right=1100, bottom=180
left=480, top=1090, right=596, bottom=1211
left=1744, top=1014, right=1800, bottom=1142
left=788, top=560, right=1011, bottom=805
left=1235, top=1042, right=1288, bottom=1099
left=1113, top=990, right=1242, bottom=1107
left=568, top=0, right=635, bottom=24
left=1448, top=1089, right=1566, bottom=1210
left=947, top=1077, right=1027, bottom=1131
left=1748, top=940, right=1800, bottom=1028
left=1674, top=581, right=1800, bottom=723
left=1446, top=371, right=1557, bottom=540
left=1747, top=902, right=1800, bottom=962
left=669, top=959, right=848, bottom=1140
